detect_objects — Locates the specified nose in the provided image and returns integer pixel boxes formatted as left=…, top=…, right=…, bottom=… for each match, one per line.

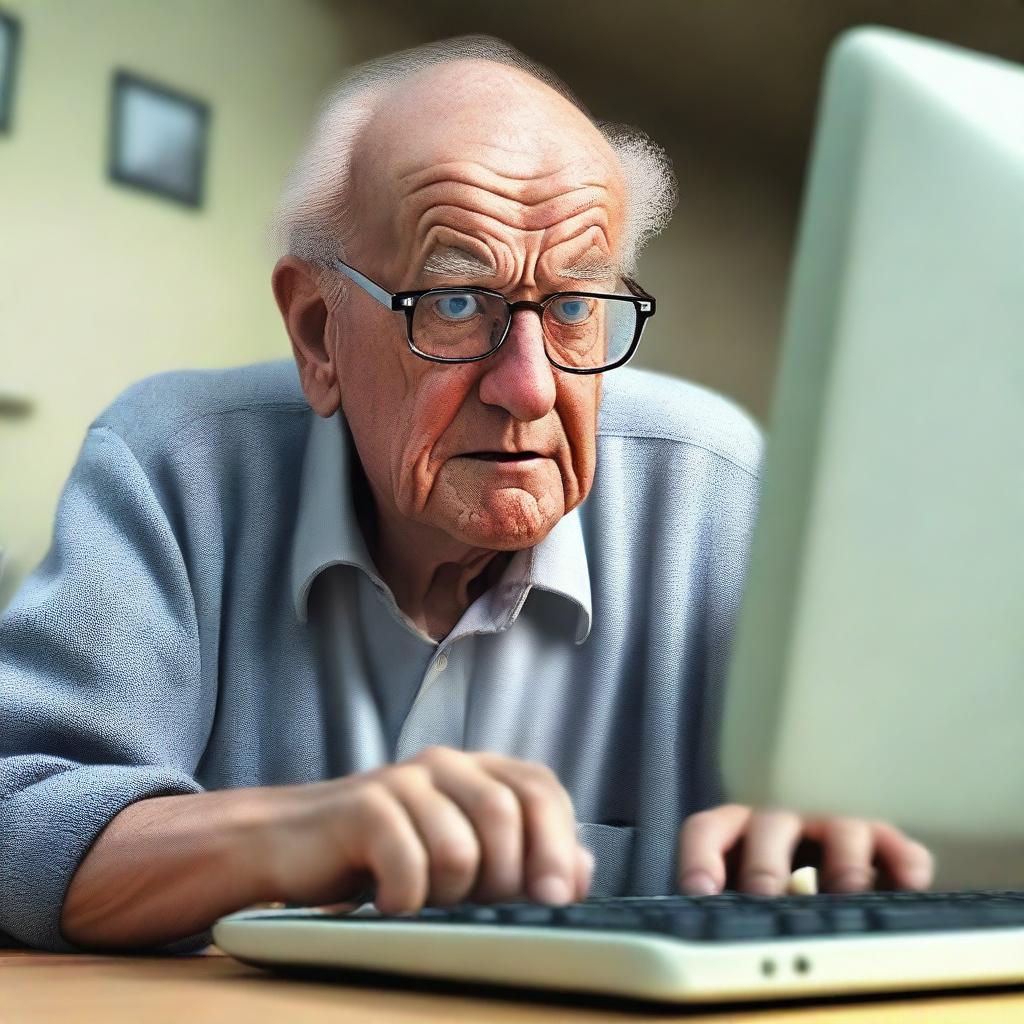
left=477, top=309, right=557, bottom=422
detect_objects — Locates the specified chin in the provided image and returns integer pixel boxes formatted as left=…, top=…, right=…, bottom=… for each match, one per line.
left=441, top=490, right=563, bottom=550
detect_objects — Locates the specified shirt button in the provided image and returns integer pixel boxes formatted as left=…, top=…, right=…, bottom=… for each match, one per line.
left=433, top=654, right=449, bottom=673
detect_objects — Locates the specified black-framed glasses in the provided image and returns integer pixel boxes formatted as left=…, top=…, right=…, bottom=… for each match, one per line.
left=330, top=258, right=656, bottom=374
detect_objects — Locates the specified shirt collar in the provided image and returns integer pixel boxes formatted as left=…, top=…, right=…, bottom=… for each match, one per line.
left=290, top=410, right=592, bottom=644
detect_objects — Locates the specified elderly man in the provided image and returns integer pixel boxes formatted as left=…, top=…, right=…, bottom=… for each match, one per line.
left=0, top=36, right=931, bottom=955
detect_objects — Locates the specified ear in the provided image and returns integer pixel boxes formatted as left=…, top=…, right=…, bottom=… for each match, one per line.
left=271, top=256, right=340, bottom=416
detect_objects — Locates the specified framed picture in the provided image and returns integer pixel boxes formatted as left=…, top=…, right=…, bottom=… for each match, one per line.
left=0, top=9, right=20, bottom=134
left=108, top=70, right=210, bottom=208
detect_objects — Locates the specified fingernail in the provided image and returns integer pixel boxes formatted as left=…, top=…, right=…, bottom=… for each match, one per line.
left=533, top=875, right=572, bottom=905
left=680, top=870, right=718, bottom=896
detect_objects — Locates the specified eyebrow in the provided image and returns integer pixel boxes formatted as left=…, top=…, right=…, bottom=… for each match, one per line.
left=556, top=253, right=620, bottom=282
left=421, top=248, right=496, bottom=278
left=419, top=246, right=621, bottom=284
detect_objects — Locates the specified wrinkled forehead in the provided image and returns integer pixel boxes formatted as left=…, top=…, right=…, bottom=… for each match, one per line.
left=348, top=60, right=625, bottom=263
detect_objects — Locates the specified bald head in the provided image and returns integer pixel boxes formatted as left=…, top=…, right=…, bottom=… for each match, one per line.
left=358, top=58, right=616, bottom=174
left=272, top=35, right=676, bottom=277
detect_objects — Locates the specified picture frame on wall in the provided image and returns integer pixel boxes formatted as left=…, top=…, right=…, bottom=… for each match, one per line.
left=108, top=70, right=210, bottom=208
left=0, top=8, right=20, bottom=134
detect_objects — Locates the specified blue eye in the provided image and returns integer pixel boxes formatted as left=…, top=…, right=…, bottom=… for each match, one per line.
left=552, top=297, right=591, bottom=324
left=434, top=293, right=481, bottom=321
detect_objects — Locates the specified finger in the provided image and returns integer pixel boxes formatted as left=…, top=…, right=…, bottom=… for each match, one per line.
left=418, top=748, right=524, bottom=902
left=815, top=817, right=877, bottom=892
left=737, top=809, right=805, bottom=896
left=871, top=821, right=935, bottom=890
left=480, top=754, right=579, bottom=906
left=677, top=804, right=752, bottom=894
left=385, top=765, right=482, bottom=906
left=351, top=785, right=430, bottom=914
left=575, top=845, right=596, bottom=901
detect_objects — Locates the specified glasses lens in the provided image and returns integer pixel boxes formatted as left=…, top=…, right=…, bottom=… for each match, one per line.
left=542, top=295, right=638, bottom=371
left=411, top=289, right=508, bottom=359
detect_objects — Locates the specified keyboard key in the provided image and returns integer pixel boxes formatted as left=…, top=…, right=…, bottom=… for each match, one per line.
left=453, top=906, right=500, bottom=923
left=655, top=909, right=707, bottom=940
left=415, top=908, right=455, bottom=921
left=825, top=906, right=871, bottom=933
left=706, top=910, right=779, bottom=940
left=556, top=906, right=646, bottom=930
left=498, top=904, right=555, bottom=925
left=780, top=909, right=829, bottom=935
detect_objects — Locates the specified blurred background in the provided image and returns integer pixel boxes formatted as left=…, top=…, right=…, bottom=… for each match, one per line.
left=1, top=0, right=1021, bottom=608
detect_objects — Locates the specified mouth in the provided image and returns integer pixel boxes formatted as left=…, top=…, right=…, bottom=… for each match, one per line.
left=462, top=451, right=543, bottom=462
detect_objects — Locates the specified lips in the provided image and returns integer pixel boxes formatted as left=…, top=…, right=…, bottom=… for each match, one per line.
left=464, top=451, right=542, bottom=462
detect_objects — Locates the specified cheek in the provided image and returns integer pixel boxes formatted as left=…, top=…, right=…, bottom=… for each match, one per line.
left=334, top=308, right=408, bottom=418
left=392, top=366, right=480, bottom=513
left=335, top=328, right=400, bottom=467
left=335, top=311, right=448, bottom=507
left=556, top=378, right=601, bottom=506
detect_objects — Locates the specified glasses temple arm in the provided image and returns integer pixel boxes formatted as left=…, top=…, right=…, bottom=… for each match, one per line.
left=331, top=259, right=393, bottom=309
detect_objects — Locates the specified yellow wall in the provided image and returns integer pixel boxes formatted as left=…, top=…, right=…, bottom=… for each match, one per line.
left=0, top=0, right=351, bottom=606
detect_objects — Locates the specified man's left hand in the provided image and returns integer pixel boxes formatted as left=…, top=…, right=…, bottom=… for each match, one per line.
left=677, top=804, right=934, bottom=896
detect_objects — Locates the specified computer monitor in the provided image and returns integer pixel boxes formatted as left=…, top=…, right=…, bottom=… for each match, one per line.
left=720, top=26, right=1024, bottom=886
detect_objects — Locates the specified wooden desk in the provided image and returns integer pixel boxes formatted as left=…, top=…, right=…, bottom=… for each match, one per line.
left=5, top=946, right=1024, bottom=1023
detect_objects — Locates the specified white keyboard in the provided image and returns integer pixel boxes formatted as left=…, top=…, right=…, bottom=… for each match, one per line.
left=212, top=890, right=1024, bottom=1004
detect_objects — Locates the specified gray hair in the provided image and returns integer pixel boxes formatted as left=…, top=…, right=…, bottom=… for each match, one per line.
left=270, top=35, right=676, bottom=290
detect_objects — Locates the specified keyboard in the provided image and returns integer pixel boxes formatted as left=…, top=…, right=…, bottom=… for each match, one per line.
left=212, top=890, right=1024, bottom=1004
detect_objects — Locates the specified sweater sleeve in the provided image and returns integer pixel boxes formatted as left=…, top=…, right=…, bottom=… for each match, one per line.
left=0, top=425, right=214, bottom=954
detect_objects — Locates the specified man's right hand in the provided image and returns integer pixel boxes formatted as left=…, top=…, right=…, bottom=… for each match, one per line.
left=61, top=746, right=593, bottom=951
left=252, top=746, right=594, bottom=913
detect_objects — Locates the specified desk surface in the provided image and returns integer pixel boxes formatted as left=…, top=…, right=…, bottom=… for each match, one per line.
left=4, top=947, right=1024, bottom=1023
